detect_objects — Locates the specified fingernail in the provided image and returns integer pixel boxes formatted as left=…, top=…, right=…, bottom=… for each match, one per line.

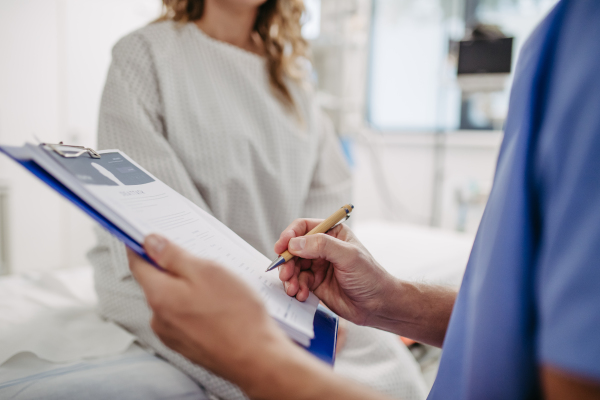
left=289, top=237, right=305, bottom=252
left=284, top=282, right=289, bottom=293
left=146, top=235, right=166, bottom=256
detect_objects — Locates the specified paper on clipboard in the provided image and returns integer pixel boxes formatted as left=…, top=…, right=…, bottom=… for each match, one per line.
left=3, top=143, right=319, bottom=346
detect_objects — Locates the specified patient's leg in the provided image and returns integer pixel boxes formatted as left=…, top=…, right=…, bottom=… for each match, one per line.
left=89, top=232, right=249, bottom=400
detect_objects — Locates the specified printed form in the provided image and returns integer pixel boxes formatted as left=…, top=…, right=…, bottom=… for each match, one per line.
left=36, top=146, right=318, bottom=346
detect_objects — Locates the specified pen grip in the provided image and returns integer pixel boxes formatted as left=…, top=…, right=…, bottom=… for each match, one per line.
left=280, top=204, right=353, bottom=262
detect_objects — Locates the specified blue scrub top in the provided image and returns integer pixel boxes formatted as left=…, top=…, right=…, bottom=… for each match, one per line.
left=429, top=1, right=600, bottom=398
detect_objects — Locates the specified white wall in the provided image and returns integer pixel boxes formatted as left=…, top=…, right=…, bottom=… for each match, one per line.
left=0, top=0, right=63, bottom=274
left=352, top=131, right=502, bottom=234
left=0, top=0, right=158, bottom=273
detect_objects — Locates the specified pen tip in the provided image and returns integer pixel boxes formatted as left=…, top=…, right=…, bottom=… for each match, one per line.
left=266, top=256, right=285, bottom=272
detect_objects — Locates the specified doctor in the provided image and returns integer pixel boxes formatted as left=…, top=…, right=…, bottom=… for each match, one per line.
left=128, top=1, right=600, bottom=399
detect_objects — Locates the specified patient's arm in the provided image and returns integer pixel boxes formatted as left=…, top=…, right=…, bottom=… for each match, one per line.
left=541, top=365, right=600, bottom=400
left=300, top=109, right=352, bottom=220
left=99, top=33, right=212, bottom=213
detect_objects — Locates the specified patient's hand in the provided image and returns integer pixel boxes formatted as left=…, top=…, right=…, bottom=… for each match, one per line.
left=127, top=235, right=293, bottom=396
left=275, top=219, right=397, bottom=327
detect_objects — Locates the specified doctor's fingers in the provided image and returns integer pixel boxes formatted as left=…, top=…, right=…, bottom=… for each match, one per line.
left=274, top=218, right=326, bottom=254
left=128, top=248, right=189, bottom=315
left=275, top=218, right=352, bottom=255
left=278, top=258, right=296, bottom=282
left=283, top=263, right=301, bottom=297
left=281, top=258, right=310, bottom=297
left=143, top=234, right=197, bottom=278
left=288, top=233, right=359, bottom=267
left=296, top=270, right=315, bottom=302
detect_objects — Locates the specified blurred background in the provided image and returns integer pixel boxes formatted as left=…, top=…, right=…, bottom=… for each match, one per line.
left=0, top=0, right=558, bottom=275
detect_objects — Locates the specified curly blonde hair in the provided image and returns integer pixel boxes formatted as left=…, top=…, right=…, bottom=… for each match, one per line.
left=159, top=0, right=308, bottom=111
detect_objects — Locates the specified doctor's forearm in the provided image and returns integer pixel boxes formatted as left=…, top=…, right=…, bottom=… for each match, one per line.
left=366, top=278, right=457, bottom=348
left=241, top=339, right=391, bottom=400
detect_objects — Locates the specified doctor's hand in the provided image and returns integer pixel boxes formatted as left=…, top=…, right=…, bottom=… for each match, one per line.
left=128, top=235, right=293, bottom=397
left=275, top=219, right=397, bottom=327
left=128, top=235, right=390, bottom=400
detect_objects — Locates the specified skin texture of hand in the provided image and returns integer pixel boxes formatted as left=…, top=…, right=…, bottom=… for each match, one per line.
left=276, top=219, right=457, bottom=347
left=128, top=234, right=289, bottom=395
left=275, top=219, right=396, bottom=327
left=129, top=234, right=391, bottom=400
left=541, top=365, right=600, bottom=399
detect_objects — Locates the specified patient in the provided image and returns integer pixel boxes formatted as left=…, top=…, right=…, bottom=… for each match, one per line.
left=88, top=0, right=426, bottom=399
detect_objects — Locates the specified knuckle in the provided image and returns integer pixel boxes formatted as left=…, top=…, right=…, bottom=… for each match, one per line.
left=148, top=297, right=163, bottom=314
left=347, top=244, right=361, bottom=262
left=315, top=234, right=329, bottom=256
left=147, top=292, right=170, bottom=315
left=350, top=243, right=361, bottom=257
left=145, top=291, right=158, bottom=308
left=150, top=316, right=163, bottom=335
left=290, top=219, right=304, bottom=231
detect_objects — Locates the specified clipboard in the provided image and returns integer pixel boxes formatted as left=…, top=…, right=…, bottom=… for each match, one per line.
left=0, top=142, right=338, bottom=365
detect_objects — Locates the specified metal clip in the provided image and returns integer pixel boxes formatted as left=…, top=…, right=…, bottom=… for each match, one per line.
left=42, top=142, right=101, bottom=159
left=329, top=207, right=351, bottom=231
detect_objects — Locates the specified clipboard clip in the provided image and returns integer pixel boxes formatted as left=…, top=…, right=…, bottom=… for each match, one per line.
left=42, top=142, right=101, bottom=159
left=329, top=206, right=352, bottom=231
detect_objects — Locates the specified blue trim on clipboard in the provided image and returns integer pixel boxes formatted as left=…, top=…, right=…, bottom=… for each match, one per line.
left=309, top=305, right=339, bottom=365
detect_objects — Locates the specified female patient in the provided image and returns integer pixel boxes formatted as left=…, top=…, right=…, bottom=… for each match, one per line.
left=89, top=0, right=426, bottom=399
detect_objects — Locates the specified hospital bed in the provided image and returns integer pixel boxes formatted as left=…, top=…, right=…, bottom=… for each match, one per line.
left=0, top=221, right=473, bottom=399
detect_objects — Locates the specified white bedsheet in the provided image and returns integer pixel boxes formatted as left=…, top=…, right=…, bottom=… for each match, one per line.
left=0, top=266, right=134, bottom=365
left=353, top=221, right=474, bottom=287
left=0, top=344, right=208, bottom=400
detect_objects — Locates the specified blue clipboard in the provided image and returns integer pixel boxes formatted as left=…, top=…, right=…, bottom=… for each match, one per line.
left=0, top=146, right=338, bottom=365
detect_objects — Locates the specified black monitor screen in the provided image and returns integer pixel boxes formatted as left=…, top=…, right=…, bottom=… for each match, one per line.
left=457, top=37, right=513, bottom=74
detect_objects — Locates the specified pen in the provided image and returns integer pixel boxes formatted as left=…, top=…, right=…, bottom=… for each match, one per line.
left=265, top=204, right=354, bottom=272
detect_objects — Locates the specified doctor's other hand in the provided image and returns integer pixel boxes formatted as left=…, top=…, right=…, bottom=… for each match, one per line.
left=275, top=219, right=397, bottom=327
left=127, top=235, right=294, bottom=397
